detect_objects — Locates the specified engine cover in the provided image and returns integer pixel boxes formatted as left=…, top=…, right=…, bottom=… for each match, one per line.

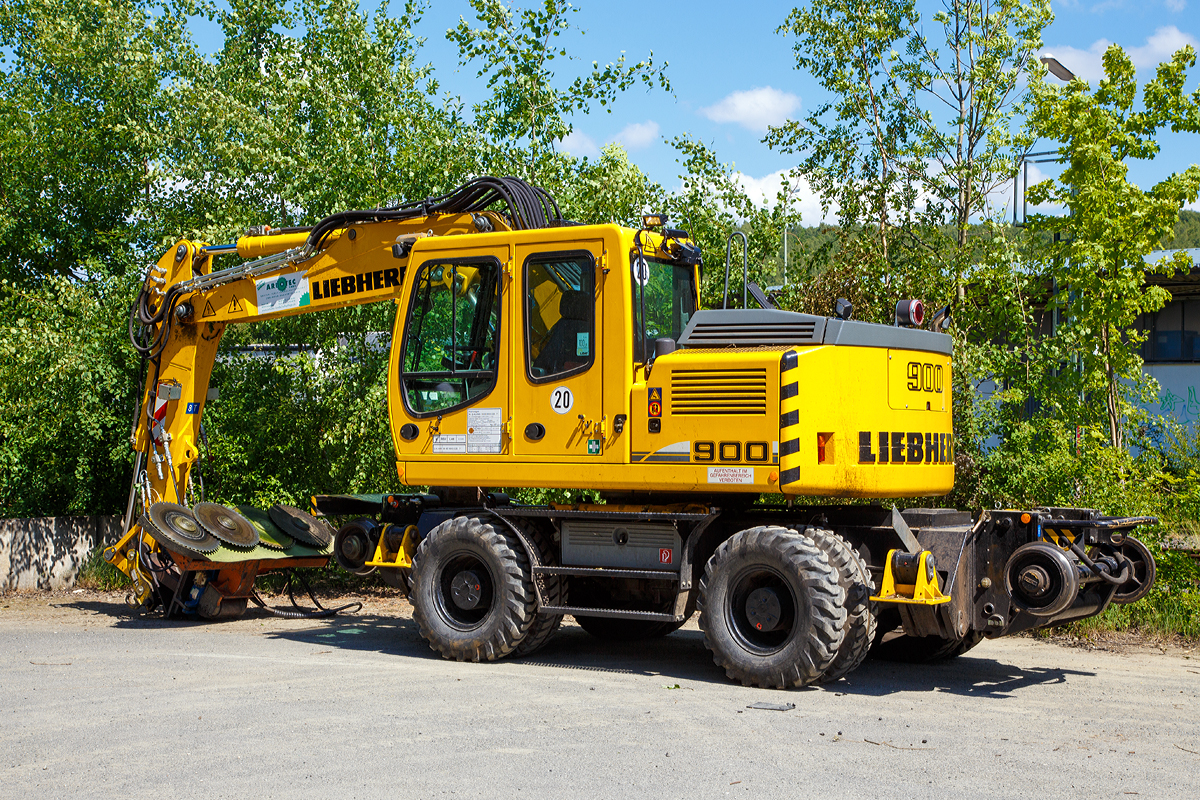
left=560, top=521, right=681, bottom=571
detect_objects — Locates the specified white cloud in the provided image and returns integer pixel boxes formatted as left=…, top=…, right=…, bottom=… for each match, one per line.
left=700, top=87, right=801, bottom=133
left=1042, top=26, right=1200, bottom=82
left=610, top=120, right=660, bottom=150
left=1128, top=26, right=1200, bottom=66
left=1165, top=0, right=1186, bottom=11
left=735, top=169, right=837, bottom=225
left=558, top=129, right=600, bottom=159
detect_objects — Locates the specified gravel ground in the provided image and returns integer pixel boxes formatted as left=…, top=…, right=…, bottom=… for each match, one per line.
left=1, top=589, right=1198, bottom=799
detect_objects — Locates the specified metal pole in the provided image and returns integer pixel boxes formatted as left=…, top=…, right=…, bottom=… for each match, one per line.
left=782, top=191, right=788, bottom=287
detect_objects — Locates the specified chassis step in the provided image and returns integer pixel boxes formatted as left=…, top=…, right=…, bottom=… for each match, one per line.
left=533, top=565, right=679, bottom=580
left=538, top=604, right=681, bottom=622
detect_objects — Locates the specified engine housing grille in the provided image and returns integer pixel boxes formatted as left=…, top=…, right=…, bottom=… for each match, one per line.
left=670, top=368, right=768, bottom=416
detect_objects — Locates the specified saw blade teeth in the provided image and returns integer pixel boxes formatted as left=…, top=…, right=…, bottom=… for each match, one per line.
left=237, top=505, right=294, bottom=550
left=146, top=502, right=220, bottom=555
left=193, top=502, right=260, bottom=548
left=268, top=504, right=334, bottom=548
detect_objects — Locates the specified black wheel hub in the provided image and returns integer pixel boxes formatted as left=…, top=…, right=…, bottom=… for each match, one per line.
left=745, top=587, right=782, bottom=632
left=436, top=553, right=495, bottom=629
left=727, top=567, right=798, bottom=654
left=451, top=570, right=484, bottom=610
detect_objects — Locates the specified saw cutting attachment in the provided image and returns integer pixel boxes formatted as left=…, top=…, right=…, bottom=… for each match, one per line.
left=269, top=504, right=334, bottom=548
left=144, top=502, right=220, bottom=554
left=193, top=502, right=259, bottom=548
left=237, top=505, right=294, bottom=550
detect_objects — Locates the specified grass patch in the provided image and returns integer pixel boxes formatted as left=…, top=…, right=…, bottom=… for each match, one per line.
left=1062, top=589, right=1200, bottom=642
left=75, top=547, right=130, bottom=591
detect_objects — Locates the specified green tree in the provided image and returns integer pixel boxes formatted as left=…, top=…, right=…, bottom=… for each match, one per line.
left=1025, top=44, right=1200, bottom=451
left=769, top=0, right=1052, bottom=295
left=0, top=0, right=185, bottom=284
left=447, top=0, right=669, bottom=175
left=0, top=274, right=143, bottom=515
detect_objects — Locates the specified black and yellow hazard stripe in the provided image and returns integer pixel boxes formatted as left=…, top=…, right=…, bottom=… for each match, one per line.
left=779, top=349, right=802, bottom=487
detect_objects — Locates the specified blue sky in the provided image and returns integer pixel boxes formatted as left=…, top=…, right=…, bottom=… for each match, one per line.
left=192, top=0, right=1200, bottom=225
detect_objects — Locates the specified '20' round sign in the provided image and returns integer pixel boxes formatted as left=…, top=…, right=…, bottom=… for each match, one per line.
left=551, top=386, right=574, bottom=415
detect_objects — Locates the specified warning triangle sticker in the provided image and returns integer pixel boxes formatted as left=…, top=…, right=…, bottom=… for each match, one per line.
left=227, top=296, right=243, bottom=314
left=202, top=300, right=216, bottom=318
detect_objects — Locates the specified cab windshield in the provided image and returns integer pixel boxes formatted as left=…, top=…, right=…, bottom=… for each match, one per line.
left=632, top=255, right=696, bottom=362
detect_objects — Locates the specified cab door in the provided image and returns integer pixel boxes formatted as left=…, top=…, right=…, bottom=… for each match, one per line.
left=390, top=246, right=511, bottom=461
left=513, top=244, right=605, bottom=458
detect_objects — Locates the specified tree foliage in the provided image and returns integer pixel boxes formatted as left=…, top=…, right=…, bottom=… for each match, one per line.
left=447, top=0, right=668, bottom=171
left=0, top=0, right=185, bottom=285
left=1025, top=44, right=1200, bottom=451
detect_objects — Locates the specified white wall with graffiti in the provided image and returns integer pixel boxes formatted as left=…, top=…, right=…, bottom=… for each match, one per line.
left=1145, top=364, right=1200, bottom=426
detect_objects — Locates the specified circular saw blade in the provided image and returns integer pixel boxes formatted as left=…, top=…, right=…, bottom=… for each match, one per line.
left=236, top=505, right=294, bottom=550
left=268, top=504, right=334, bottom=548
left=146, top=502, right=220, bottom=554
left=193, top=503, right=259, bottom=548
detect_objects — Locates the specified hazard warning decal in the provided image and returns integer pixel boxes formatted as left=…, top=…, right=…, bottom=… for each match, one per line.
left=648, top=386, right=662, bottom=418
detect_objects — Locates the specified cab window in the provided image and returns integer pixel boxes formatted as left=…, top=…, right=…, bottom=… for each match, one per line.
left=632, top=255, right=696, bottom=362
left=401, top=257, right=501, bottom=415
left=525, top=252, right=595, bottom=382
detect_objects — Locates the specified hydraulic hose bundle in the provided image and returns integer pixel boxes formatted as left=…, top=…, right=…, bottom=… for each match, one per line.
left=306, top=175, right=563, bottom=252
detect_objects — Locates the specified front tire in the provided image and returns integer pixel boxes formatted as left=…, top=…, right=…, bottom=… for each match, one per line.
left=698, top=526, right=846, bottom=689
left=410, top=516, right=536, bottom=662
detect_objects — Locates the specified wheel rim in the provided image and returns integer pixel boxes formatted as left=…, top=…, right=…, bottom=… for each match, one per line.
left=435, top=550, right=496, bottom=630
left=1114, top=537, right=1156, bottom=604
left=726, top=565, right=798, bottom=654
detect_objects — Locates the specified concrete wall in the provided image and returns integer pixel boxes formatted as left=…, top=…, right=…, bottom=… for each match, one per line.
left=0, top=516, right=122, bottom=591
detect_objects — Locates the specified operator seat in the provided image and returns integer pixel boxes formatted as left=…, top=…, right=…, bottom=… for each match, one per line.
left=533, top=290, right=590, bottom=375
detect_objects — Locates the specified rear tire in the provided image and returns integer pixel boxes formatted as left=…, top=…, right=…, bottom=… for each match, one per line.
left=410, top=516, right=536, bottom=662
left=513, top=520, right=563, bottom=657
left=698, top=526, right=846, bottom=689
left=804, top=527, right=876, bottom=683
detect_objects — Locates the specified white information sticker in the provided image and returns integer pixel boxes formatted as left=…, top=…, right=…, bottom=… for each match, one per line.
left=467, top=407, right=503, bottom=454
left=432, top=434, right=467, bottom=454
left=707, top=467, right=754, bottom=485
left=254, top=270, right=309, bottom=314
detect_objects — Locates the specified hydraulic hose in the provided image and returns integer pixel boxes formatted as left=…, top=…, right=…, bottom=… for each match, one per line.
left=1066, top=539, right=1131, bottom=585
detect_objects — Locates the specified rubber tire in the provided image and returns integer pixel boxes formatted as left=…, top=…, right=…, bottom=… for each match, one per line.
left=698, top=526, right=846, bottom=689
left=513, top=520, right=563, bottom=657
left=871, top=628, right=986, bottom=663
left=804, top=527, right=877, bottom=683
left=574, top=615, right=686, bottom=640
left=410, top=516, right=536, bottom=662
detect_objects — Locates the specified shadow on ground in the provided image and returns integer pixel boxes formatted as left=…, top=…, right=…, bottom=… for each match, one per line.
left=65, top=596, right=1096, bottom=697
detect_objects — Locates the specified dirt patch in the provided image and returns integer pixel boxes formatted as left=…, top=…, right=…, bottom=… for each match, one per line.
left=1025, top=627, right=1197, bottom=658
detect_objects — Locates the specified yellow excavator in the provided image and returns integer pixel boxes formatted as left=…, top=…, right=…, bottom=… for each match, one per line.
left=108, top=176, right=1157, bottom=687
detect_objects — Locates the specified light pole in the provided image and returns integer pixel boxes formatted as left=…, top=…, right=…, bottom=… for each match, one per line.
left=1040, top=56, right=1076, bottom=82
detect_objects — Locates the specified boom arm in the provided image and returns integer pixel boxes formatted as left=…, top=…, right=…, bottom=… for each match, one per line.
left=109, top=175, right=564, bottom=604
